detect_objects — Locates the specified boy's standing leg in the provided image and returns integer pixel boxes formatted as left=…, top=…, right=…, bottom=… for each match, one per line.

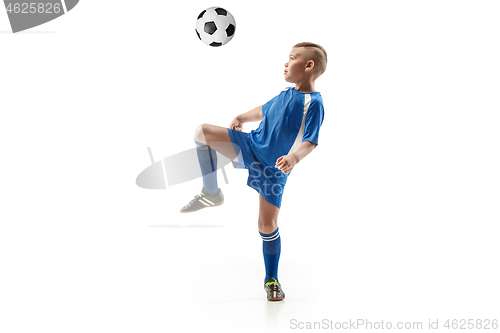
left=258, top=194, right=285, bottom=301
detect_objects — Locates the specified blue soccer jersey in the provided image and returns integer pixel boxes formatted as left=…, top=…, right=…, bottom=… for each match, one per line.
left=248, top=87, right=325, bottom=185
left=226, top=87, right=325, bottom=207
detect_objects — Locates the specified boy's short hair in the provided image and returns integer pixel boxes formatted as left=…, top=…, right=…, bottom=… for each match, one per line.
left=293, top=42, right=328, bottom=78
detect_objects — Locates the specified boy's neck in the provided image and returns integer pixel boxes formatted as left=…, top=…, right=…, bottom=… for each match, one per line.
left=294, top=81, right=315, bottom=93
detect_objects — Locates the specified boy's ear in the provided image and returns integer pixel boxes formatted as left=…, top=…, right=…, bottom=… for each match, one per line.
left=305, top=60, right=315, bottom=71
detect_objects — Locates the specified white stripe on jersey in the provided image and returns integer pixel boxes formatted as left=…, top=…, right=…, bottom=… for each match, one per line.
left=287, top=93, right=311, bottom=155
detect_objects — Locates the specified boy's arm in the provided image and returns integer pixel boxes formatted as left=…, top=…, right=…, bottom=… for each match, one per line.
left=275, top=141, right=317, bottom=174
left=236, top=105, right=263, bottom=123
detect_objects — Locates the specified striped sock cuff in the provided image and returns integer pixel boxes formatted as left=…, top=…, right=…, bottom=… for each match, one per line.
left=194, top=139, right=210, bottom=150
left=259, top=227, right=280, bottom=242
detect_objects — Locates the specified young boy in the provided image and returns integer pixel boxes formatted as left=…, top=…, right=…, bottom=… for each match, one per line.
left=180, top=42, right=327, bottom=301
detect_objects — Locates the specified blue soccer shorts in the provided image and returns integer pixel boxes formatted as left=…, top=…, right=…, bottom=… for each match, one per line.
left=227, top=128, right=285, bottom=209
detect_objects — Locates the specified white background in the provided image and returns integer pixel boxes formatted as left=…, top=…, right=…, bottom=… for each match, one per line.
left=1, top=0, right=499, bottom=332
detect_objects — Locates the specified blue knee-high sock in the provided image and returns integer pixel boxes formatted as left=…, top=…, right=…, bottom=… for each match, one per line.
left=260, top=227, right=281, bottom=283
left=194, top=140, right=218, bottom=195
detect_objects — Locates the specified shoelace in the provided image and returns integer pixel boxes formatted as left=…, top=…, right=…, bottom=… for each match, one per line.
left=266, top=282, right=280, bottom=291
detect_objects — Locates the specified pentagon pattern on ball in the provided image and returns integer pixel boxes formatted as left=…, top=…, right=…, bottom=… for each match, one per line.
left=226, top=24, right=235, bottom=37
left=204, top=21, right=217, bottom=35
left=195, top=7, right=236, bottom=47
left=215, top=8, right=227, bottom=15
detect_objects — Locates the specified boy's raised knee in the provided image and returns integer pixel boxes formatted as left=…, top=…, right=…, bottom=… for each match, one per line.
left=194, top=123, right=209, bottom=144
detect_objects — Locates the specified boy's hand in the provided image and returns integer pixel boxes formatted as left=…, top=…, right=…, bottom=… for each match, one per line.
left=229, top=117, right=244, bottom=131
left=275, top=154, right=299, bottom=174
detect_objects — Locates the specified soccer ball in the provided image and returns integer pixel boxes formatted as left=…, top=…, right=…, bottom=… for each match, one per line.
left=195, top=7, right=236, bottom=47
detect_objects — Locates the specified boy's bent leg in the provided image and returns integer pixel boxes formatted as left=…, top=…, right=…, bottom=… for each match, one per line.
left=180, top=123, right=234, bottom=213
left=194, top=140, right=219, bottom=195
left=194, top=123, right=239, bottom=162
left=258, top=194, right=285, bottom=301
left=180, top=139, right=224, bottom=212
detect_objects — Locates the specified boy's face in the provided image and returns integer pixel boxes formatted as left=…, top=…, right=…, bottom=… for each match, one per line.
left=284, top=47, right=309, bottom=83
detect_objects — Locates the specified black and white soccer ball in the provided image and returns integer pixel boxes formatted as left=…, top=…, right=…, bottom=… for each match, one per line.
left=195, top=7, right=236, bottom=47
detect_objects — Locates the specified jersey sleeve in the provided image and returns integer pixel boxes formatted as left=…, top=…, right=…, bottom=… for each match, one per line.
left=301, top=99, right=324, bottom=146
